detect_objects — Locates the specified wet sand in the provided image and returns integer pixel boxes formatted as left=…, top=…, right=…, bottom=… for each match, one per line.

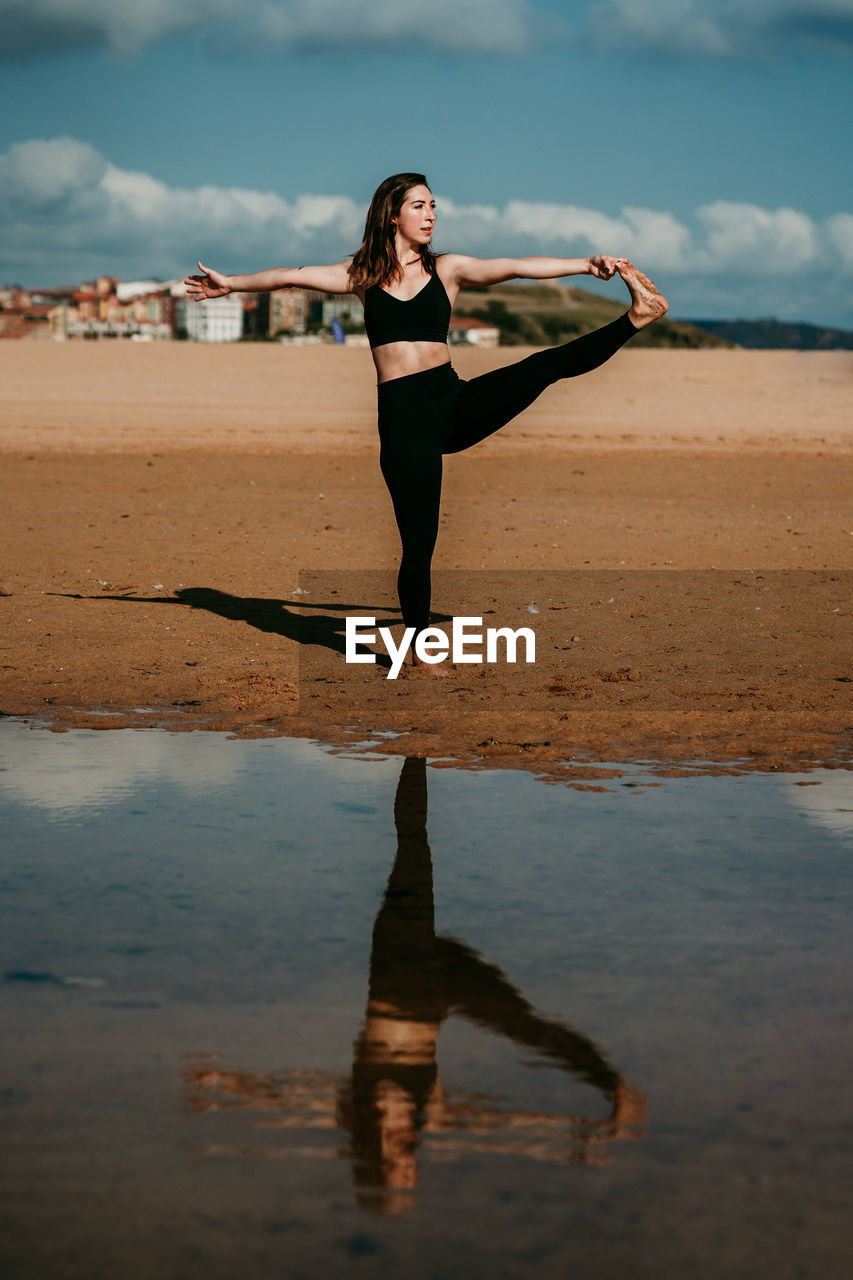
left=1, top=340, right=851, bottom=773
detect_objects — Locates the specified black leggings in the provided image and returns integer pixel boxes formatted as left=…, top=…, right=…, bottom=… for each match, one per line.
left=377, top=311, right=637, bottom=635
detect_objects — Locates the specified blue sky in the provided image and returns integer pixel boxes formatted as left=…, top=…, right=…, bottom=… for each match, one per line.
left=1, top=0, right=852, bottom=324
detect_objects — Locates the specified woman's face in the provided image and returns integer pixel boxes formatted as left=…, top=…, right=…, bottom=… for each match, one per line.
left=393, top=185, right=436, bottom=246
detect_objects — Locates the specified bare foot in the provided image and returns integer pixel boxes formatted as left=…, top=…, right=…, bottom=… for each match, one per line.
left=616, top=259, right=668, bottom=329
left=610, top=1085, right=649, bottom=1139
left=409, top=654, right=453, bottom=677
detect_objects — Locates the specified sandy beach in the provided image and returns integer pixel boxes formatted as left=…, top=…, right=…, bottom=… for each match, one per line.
left=1, top=340, right=851, bottom=774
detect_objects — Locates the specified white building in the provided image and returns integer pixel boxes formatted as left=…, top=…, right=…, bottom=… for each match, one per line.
left=321, top=295, right=364, bottom=328
left=178, top=295, right=245, bottom=342
left=116, top=280, right=165, bottom=303
left=448, top=316, right=500, bottom=347
left=270, top=289, right=306, bottom=335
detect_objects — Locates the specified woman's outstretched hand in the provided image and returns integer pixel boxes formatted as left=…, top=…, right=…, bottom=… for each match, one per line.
left=588, top=255, right=619, bottom=280
left=184, top=262, right=232, bottom=301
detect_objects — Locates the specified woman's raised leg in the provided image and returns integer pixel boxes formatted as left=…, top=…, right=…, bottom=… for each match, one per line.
left=443, top=259, right=667, bottom=454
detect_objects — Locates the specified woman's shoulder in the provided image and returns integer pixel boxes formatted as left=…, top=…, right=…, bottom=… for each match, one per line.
left=434, top=252, right=455, bottom=282
left=435, top=252, right=477, bottom=281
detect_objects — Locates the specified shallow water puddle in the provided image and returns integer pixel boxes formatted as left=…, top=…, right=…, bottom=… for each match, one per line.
left=1, top=721, right=851, bottom=1279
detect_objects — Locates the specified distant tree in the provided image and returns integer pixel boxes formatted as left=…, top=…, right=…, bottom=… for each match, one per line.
left=539, top=313, right=585, bottom=344
left=461, top=299, right=541, bottom=345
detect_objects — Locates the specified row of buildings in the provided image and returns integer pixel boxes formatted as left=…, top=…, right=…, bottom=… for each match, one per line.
left=0, top=276, right=500, bottom=346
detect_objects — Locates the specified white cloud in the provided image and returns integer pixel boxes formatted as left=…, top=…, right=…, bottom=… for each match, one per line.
left=253, top=0, right=548, bottom=53
left=435, top=193, right=839, bottom=278
left=0, top=136, right=363, bottom=278
left=784, top=773, right=853, bottom=839
left=0, top=720, right=245, bottom=815
left=584, top=0, right=853, bottom=58
left=0, top=0, right=552, bottom=58
left=1, top=137, right=851, bottom=323
left=585, top=0, right=734, bottom=55
left=505, top=201, right=631, bottom=247
left=0, top=0, right=234, bottom=56
left=693, top=202, right=820, bottom=271
left=437, top=198, right=695, bottom=270
left=0, top=136, right=107, bottom=208
left=1, top=0, right=850, bottom=60
left=826, top=212, right=853, bottom=267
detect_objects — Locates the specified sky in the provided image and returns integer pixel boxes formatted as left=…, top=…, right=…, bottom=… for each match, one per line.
left=1, top=0, right=852, bottom=325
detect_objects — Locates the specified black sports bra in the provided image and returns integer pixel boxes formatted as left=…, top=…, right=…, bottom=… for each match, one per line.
left=363, top=271, right=451, bottom=349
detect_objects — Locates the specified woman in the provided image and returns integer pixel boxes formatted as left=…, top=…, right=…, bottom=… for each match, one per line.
left=185, top=172, right=667, bottom=670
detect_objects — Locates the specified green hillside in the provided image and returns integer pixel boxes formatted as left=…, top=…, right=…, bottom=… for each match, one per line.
left=456, top=282, right=732, bottom=349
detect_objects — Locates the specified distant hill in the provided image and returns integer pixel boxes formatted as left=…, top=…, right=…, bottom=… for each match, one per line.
left=456, top=282, right=732, bottom=349
left=685, top=318, right=853, bottom=350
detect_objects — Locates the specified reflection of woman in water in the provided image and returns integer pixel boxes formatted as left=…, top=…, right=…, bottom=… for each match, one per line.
left=185, top=172, right=667, bottom=670
left=185, top=757, right=645, bottom=1214
left=338, top=757, right=645, bottom=1211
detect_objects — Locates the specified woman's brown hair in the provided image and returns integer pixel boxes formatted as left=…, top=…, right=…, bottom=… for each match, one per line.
left=348, top=173, right=437, bottom=292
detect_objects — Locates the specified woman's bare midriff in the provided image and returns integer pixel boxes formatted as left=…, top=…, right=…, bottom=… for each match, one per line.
left=372, top=340, right=452, bottom=384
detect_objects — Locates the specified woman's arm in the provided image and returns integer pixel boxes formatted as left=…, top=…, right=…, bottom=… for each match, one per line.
left=184, top=260, right=353, bottom=300
left=443, top=254, right=619, bottom=289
